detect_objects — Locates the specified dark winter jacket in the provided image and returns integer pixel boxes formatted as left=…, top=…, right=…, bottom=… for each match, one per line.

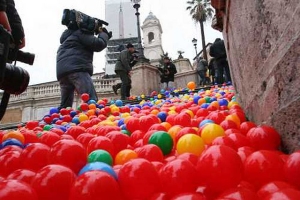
left=163, top=62, right=177, bottom=82
left=56, top=29, right=109, bottom=80
left=196, top=59, right=208, bottom=72
left=114, top=49, right=133, bottom=73
left=0, top=0, right=24, bottom=43
left=209, top=39, right=227, bottom=61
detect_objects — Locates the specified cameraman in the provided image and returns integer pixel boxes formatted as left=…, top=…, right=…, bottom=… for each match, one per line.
left=0, top=0, right=25, bottom=48
left=56, top=24, right=111, bottom=108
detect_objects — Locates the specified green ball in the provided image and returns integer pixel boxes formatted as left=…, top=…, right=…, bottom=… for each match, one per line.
left=205, top=96, right=211, bottom=103
left=148, top=131, right=173, bottom=155
left=43, top=125, right=52, bottom=131
left=88, top=150, right=113, bottom=166
left=121, top=130, right=131, bottom=136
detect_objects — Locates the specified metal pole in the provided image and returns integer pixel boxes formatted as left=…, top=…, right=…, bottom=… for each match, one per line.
left=133, top=4, right=149, bottom=63
left=194, top=45, right=198, bottom=57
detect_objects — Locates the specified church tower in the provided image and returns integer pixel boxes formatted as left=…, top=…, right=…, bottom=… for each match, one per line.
left=141, top=12, right=164, bottom=66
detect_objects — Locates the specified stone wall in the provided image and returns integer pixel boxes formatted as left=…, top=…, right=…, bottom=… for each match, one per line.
left=222, top=0, right=300, bottom=152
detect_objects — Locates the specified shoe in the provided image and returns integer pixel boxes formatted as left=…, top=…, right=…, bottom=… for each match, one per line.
left=112, top=85, right=118, bottom=95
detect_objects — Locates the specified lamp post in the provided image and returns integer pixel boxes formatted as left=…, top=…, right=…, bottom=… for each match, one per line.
left=131, top=0, right=149, bottom=64
left=192, top=38, right=198, bottom=57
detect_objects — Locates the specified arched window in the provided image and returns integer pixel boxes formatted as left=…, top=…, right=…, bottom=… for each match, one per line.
left=148, top=32, right=154, bottom=43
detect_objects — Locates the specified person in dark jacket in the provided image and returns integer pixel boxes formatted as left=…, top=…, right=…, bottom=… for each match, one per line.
left=114, top=43, right=136, bottom=100
left=56, top=27, right=111, bottom=108
left=112, top=51, right=138, bottom=96
left=209, top=38, right=231, bottom=84
left=208, top=58, right=217, bottom=84
left=161, top=56, right=177, bottom=90
left=196, top=57, right=208, bottom=87
left=0, top=0, right=25, bottom=48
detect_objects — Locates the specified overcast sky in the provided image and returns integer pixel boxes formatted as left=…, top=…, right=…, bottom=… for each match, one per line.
left=14, top=0, right=222, bottom=85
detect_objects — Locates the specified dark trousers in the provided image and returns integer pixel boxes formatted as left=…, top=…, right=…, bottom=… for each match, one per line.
left=59, top=72, right=97, bottom=108
left=116, top=70, right=131, bottom=100
left=198, top=70, right=207, bottom=86
left=215, top=59, right=231, bottom=84
left=115, top=82, right=131, bottom=97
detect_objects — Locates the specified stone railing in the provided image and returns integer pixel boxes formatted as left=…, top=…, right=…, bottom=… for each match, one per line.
left=1, top=75, right=119, bottom=103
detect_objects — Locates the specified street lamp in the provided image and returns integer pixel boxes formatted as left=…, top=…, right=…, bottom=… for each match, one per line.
left=192, top=38, right=198, bottom=57
left=131, top=0, right=149, bottom=64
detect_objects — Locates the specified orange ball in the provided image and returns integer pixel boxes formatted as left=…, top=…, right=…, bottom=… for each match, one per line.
left=168, top=125, right=182, bottom=141
left=161, top=122, right=172, bottom=131
left=225, top=113, right=241, bottom=127
left=2, top=131, right=25, bottom=144
left=198, top=98, right=206, bottom=105
left=88, top=104, right=96, bottom=110
left=187, top=81, right=196, bottom=90
left=114, top=149, right=138, bottom=165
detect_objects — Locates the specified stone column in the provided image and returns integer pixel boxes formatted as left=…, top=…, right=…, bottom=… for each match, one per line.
left=131, top=63, right=160, bottom=96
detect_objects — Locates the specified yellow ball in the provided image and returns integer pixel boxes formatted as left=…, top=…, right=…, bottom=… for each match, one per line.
left=201, top=124, right=225, bottom=145
left=177, top=134, right=205, bottom=156
left=157, top=94, right=162, bottom=99
left=114, top=149, right=138, bottom=165
left=78, top=114, right=89, bottom=122
left=228, top=101, right=239, bottom=109
left=111, top=106, right=120, bottom=113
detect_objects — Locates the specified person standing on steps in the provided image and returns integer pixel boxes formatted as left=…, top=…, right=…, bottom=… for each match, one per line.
left=196, top=57, right=208, bottom=87
left=114, top=43, right=136, bottom=100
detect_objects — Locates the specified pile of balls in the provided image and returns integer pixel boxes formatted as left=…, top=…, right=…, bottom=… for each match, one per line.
left=0, top=83, right=299, bottom=200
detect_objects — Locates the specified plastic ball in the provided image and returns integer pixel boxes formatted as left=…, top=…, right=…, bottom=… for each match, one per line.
left=257, top=181, right=296, bottom=199
left=49, top=107, right=59, bottom=115
left=118, top=158, right=161, bottom=200
left=88, top=149, right=113, bottom=166
left=283, top=151, right=300, bottom=189
left=2, top=130, right=25, bottom=144
left=0, top=151, right=21, bottom=177
left=115, top=149, right=138, bottom=165
left=81, top=93, right=90, bottom=102
left=201, top=123, right=225, bottom=145
left=49, top=140, right=86, bottom=174
left=31, top=164, right=76, bottom=200
left=7, top=169, right=36, bottom=185
left=177, top=134, right=205, bottom=156
left=187, top=81, right=196, bottom=90
left=160, top=159, right=199, bottom=196
left=78, top=162, right=117, bottom=179
left=135, top=144, right=164, bottom=162
left=196, top=145, right=243, bottom=194
left=69, top=171, right=122, bottom=200
left=148, top=131, right=173, bottom=155
left=2, top=138, right=23, bottom=148
left=0, top=180, right=38, bottom=200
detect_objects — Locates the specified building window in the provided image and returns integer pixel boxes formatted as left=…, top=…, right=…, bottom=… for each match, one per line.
left=148, top=32, right=154, bottom=43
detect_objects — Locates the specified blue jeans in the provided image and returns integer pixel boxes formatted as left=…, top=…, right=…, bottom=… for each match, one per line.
left=198, top=70, right=207, bottom=86
left=59, top=72, right=98, bottom=108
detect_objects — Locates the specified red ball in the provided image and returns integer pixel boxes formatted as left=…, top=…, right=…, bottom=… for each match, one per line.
left=106, top=131, right=130, bottom=154
left=81, top=93, right=90, bottom=102
left=216, top=187, right=258, bottom=200
left=246, top=125, right=281, bottom=150
left=126, top=117, right=141, bottom=133
left=139, top=116, right=157, bottom=132
left=149, top=192, right=169, bottom=200
left=196, top=108, right=209, bottom=118
left=76, top=133, right=95, bottom=149
left=240, top=121, right=256, bottom=135
left=135, top=144, right=164, bottom=162
left=87, top=136, right=115, bottom=156
left=39, top=131, right=60, bottom=147
left=160, top=159, right=199, bottom=196
left=50, top=140, right=86, bottom=174
left=0, top=145, right=22, bottom=156
left=20, top=129, right=39, bottom=144
left=65, top=126, right=86, bottom=139
left=31, top=164, right=76, bottom=200
left=264, top=188, right=300, bottom=200
left=244, top=150, right=285, bottom=189
left=196, top=145, right=243, bottom=194
left=80, top=103, right=89, bottom=111
left=237, top=146, right=255, bottom=163
left=284, top=151, right=300, bottom=189
left=206, top=111, right=226, bottom=124
left=220, top=120, right=239, bottom=130
left=174, top=113, right=191, bottom=127
left=69, top=171, right=122, bottom=200
left=175, top=127, right=198, bottom=144
left=176, top=152, right=199, bottom=166
left=0, top=151, right=21, bottom=177
left=25, top=121, right=39, bottom=130
left=227, top=133, right=251, bottom=148
left=212, top=136, right=237, bottom=151
left=130, top=130, right=146, bottom=146
left=20, top=143, right=50, bottom=172
left=0, top=180, right=38, bottom=200
left=171, top=193, right=206, bottom=200
left=257, top=181, right=296, bottom=199
left=118, top=158, right=161, bottom=200
left=7, top=169, right=36, bottom=185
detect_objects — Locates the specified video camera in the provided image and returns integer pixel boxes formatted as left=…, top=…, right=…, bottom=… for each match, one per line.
left=0, top=25, right=35, bottom=120
left=62, top=9, right=109, bottom=35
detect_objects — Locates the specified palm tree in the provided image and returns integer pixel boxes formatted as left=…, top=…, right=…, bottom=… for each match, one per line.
left=186, top=0, right=214, bottom=61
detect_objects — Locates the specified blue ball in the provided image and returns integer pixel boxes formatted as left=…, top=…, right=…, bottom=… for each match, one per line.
left=70, top=111, right=77, bottom=117
left=193, top=95, right=201, bottom=104
left=157, top=112, right=167, bottom=122
left=49, top=107, right=59, bottom=115
left=118, top=118, right=125, bottom=127
left=199, top=119, right=215, bottom=127
left=120, top=124, right=127, bottom=130
left=2, top=138, right=23, bottom=148
left=200, top=103, right=210, bottom=109
left=72, top=116, right=80, bottom=124
left=115, top=99, right=123, bottom=107
left=88, top=99, right=97, bottom=105
left=78, top=162, right=117, bottom=179
left=218, top=99, right=229, bottom=106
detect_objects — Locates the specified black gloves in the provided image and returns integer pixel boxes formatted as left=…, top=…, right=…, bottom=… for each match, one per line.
left=99, top=27, right=112, bottom=40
